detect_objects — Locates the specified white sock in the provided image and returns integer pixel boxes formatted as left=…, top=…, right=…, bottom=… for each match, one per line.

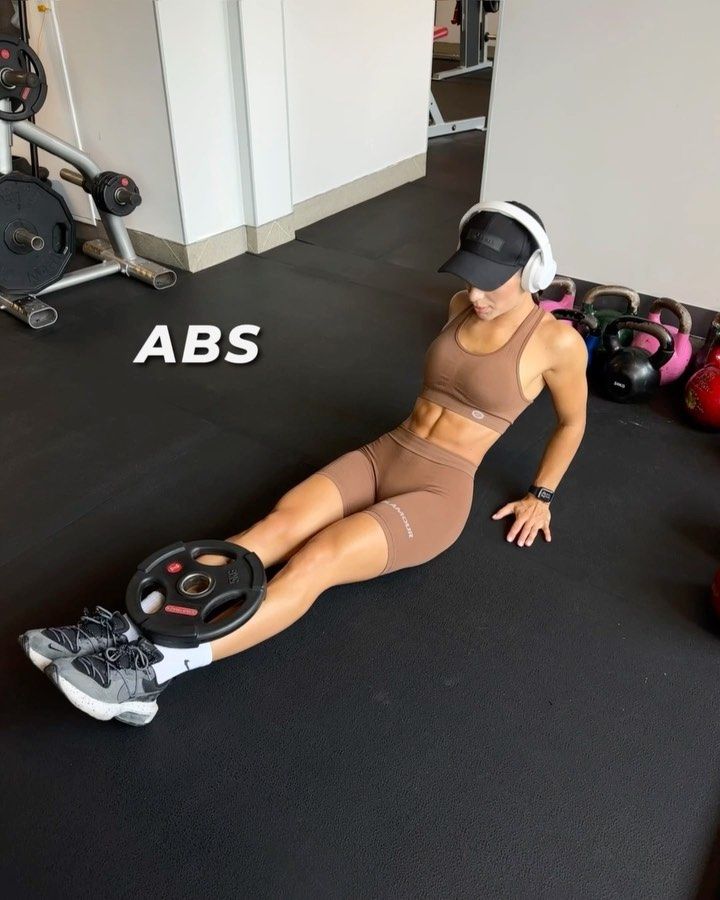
left=120, top=590, right=213, bottom=682
left=151, top=642, right=213, bottom=684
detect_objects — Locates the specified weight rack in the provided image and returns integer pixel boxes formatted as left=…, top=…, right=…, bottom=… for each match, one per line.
left=0, top=30, right=176, bottom=329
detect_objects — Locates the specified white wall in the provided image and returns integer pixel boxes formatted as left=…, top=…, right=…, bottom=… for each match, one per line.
left=23, top=0, right=435, bottom=245
left=283, top=0, right=434, bottom=204
left=483, top=0, right=720, bottom=312
left=27, top=0, right=247, bottom=245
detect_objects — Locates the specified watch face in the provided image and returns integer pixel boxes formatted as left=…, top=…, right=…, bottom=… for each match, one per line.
left=538, top=488, right=553, bottom=502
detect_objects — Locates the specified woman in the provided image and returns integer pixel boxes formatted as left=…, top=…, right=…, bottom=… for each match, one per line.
left=20, top=200, right=588, bottom=725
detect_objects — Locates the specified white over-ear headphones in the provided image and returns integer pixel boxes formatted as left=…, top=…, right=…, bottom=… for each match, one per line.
left=457, top=200, right=557, bottom=294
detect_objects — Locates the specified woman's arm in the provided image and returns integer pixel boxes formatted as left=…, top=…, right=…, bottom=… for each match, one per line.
left=531, top=325, right=588, bottom=490
left=493, top=325, right=588, bottom=548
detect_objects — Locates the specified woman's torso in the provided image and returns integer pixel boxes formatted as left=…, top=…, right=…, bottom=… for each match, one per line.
left=405, top=294, right=555, bottom=465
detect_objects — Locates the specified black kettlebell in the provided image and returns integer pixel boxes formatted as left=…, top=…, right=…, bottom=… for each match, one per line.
left=594, top=315, right=674, bottom=402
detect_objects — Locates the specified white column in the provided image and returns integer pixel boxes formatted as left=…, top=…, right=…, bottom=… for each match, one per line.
left=155, top=0, right=246, bottom=244
left=228, top=0, right=294, bottom=249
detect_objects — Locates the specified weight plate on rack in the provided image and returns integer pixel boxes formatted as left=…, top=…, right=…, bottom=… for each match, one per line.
left=0, top=173, right=74, bottom=294
left=0, top=34, right=47, bottom=121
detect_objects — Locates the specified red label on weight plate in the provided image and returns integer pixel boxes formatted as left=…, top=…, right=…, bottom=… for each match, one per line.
left=164, top=604, right=198, bottom=617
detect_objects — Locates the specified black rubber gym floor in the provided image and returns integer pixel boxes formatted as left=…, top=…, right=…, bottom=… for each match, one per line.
left=3, top=75, right=720, bottom=898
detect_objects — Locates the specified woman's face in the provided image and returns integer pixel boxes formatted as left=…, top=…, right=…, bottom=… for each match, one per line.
left=466, top=271, right=525, bottom=321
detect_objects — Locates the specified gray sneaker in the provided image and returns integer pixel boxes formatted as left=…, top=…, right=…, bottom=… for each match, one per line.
left=45, top=638, right=169, bottom=726
left=19, top=606, right=133, bottom=671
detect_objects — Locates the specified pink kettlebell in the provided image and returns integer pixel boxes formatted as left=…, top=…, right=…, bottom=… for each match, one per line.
left=539, top=276, right=576, bottom=315
left=631, top=297, right=693, bottom=385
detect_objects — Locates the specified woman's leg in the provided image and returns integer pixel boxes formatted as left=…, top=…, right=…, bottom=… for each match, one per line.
left=211, top=510, right=389, bottom=661
left=38, top=510, right=390, bottom=725
left=211, top=433, right=475, bottom=662
left=195, top=473, right=345, bottom=569
left=34, top=438, right=474, bottom=724
left=207, top=448, right=378, bottom=569
left=222, top=473, right=344, bottom=568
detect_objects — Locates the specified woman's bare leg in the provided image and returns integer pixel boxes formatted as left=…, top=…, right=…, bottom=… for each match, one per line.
left=210, top=511, right=388, bottom=661
left=201, top=473, right=346, bottom=569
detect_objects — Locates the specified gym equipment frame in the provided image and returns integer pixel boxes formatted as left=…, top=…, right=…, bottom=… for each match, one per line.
left=429, top=2, right=497, bottom=138
left=0, top=34, right=176, bottom=329
left=432, top=0, right=495, bottom=82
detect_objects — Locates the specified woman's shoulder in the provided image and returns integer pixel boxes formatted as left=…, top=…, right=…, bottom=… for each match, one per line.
left=536, top=307, right=587, bottom=364
left=447, top=289, right=471, bottom=322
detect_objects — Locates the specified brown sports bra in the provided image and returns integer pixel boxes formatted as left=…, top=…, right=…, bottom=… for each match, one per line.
left=420, top=303, right=546, bottom=434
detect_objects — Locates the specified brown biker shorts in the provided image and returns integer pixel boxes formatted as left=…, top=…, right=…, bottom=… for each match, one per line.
left=317, top=423, right=477, bottom=575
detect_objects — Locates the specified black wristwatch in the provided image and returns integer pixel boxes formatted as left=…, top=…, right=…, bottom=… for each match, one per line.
left=529, top=485, right=554, bottom=503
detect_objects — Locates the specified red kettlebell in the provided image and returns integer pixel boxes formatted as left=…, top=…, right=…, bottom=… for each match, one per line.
left=692, top=312, right=720, bottom=372
left=631, top=297, right=693, bottom=385
left=539, top=276, right=576, bottom=315
left=684, top=365, right=720, bottom=429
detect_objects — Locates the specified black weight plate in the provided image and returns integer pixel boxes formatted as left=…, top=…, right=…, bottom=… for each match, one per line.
left=126, top=540, right=266, bottom=648
left=0, top=173, right=74, bottom=294
left=93, top=171, right=142, bottom=217
left=0, top=35, right=47, bottom=121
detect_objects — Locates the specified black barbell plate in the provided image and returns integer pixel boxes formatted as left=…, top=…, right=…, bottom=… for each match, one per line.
left=0, top=173, right=74, bottom=294
left=0, top=36, right=47, bottom=121
left=126, top=540, right=267, bottom=648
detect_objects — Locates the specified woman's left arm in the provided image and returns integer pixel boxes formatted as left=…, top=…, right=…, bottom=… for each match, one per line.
left=493, top=326, right=588, bottom=548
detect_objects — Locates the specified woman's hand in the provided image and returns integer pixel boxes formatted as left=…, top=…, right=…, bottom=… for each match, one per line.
left=492, top=495, right=552, bottom=548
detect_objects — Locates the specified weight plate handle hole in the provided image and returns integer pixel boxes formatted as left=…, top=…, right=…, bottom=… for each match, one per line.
left=203, top=596, right=248, bottom=625
left=140, top=583, right=166, bottom=614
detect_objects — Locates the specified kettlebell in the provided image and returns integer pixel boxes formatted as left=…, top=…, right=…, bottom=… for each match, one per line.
left=551, top=308, right=600, bottom=368
left=684, top=365, right=720, bottom=429
left=581, top=285, right=640, bottom=345
left=539, top=276, right=576, bottom=314
left=630, top=297, right=693, bottom=385
left=692, top=312, right=720, bottom=372
left=594, top=315, right=674, bottom=402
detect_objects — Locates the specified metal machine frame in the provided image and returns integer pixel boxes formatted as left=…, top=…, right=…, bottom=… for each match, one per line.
left=428, top=1, right=496, bottom=138
left=0, top=11, right=175, bottom=328
left=429, top=90, right=485, bottom=138
left=0, top=111, right=177, bottom=329
left=432, top=0, right=495, bottom=82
